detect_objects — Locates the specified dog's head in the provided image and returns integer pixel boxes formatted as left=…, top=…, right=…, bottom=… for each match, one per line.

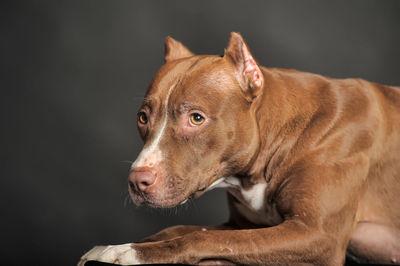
left=129, top=33, right=264, bottom=207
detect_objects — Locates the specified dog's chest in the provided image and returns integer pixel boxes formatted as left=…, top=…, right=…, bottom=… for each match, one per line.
left=224, top=177, right=283, bottom=226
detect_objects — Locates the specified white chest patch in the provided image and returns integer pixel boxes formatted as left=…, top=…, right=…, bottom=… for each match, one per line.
left=240, top=183, right=268, bottom=211
left=216, top=176, right=283, bottom=226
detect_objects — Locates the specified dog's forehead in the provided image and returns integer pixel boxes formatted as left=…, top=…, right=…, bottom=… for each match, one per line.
left=146, top=56, right=228, bottom=102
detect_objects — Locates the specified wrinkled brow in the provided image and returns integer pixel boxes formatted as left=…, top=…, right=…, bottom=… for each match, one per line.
left=180, top=101, right=203, bottom=112
left=140, top=97, right=155, bottom=111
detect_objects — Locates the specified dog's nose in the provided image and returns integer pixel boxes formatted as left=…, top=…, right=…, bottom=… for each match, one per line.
left=129, top=170, right=156, bottom=192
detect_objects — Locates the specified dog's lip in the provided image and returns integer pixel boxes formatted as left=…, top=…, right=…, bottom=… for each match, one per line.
left=132, top=178, right=228, bottom=207
left=178, top=188, right=208, bottom=205
left=185, top=178, right=226, bottom=202
left=179, top=198, right=189, bottom=205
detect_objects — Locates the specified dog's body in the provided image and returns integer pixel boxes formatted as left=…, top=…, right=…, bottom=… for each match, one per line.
left=80, top=33, right=400, bottom=265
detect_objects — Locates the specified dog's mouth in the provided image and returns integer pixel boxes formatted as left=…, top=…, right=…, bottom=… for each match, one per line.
left=130, top=177, right=227, bottom=208
left=179, top=177, right=226, bottom=205
left=178, top=187, right=206, bottom=206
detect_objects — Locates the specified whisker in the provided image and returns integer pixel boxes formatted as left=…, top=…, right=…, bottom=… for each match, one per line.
left=121, top=191, right=132, bottom=208
left=132, top=96, right=145, bottom=101
left=124, top=194, right=132, bottom=207
left=191, top=197, right=200, bottom=215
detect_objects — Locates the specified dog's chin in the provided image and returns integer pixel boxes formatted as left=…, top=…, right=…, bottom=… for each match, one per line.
left=129, top=191, right=192, bottom=208
left=129, top=177, right=226, bottom=208
left=129, top=186, right=214, bottom=208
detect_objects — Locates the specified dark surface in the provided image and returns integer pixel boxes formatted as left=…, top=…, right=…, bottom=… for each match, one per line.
left=84, top=259, right=379, bottom=266
left=1, top=1, right=399, bottom=265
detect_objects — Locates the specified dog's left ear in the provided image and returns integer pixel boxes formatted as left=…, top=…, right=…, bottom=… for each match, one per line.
left=224, top=32, right=264, bottom=100
left=164, top=36, right=194, bottom=62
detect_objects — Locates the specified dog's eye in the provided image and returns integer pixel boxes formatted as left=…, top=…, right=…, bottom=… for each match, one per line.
left=138, top=112, right=148, bottom=124
left=189, top=113, right=205, bottom=126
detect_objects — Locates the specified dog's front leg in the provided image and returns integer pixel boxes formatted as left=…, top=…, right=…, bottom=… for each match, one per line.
left=78, top=233, right=198, bottom=265
left=78, top=224, right=234, bottom=265
left=141, top=222, right=342, bottom=265
left=79, top=220, right=344, bottom=265
left=139, top=224, right=234, bottom=243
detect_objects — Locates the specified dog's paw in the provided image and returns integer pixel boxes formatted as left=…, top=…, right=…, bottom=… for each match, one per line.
left=78, top=243, right=141, bottom=265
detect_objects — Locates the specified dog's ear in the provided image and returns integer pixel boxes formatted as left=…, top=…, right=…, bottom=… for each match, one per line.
left=224, top=32, right=264, bottom=100
left=164, top=36, right=194, bottom=62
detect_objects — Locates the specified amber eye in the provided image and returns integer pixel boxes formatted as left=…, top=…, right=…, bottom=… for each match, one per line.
left=189, top=113, right=205, bottom=126
left=138, top=112, right=148, bottom=124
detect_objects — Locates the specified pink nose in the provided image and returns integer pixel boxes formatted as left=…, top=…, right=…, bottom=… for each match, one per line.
left=129, top=170, right=156, bottom=192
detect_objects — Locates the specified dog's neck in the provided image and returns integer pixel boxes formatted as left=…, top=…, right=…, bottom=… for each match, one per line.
left=246, top=67, right=315, bottom=184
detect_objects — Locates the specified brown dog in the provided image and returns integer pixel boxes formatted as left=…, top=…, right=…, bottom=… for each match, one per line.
left=79, top=32, right=400, bottom=265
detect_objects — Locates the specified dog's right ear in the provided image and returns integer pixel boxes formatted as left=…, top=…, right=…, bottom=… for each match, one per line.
left=224, top=32, right=264, bottom=101
left=164, top=36, right=194, bottom=62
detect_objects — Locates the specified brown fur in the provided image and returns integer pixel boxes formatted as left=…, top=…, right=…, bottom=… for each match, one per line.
left=80, top=33, right=400, bottom=266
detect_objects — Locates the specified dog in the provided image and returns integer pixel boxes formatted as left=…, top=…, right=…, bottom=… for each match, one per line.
left=79, top=32, right=400, bottom=265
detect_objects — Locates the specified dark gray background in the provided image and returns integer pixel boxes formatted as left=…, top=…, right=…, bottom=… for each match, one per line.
left=1, top=1, right=399, bottom=265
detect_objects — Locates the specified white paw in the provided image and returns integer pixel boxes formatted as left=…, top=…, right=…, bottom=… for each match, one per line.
left=78, top=243, right=141, bottom=265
